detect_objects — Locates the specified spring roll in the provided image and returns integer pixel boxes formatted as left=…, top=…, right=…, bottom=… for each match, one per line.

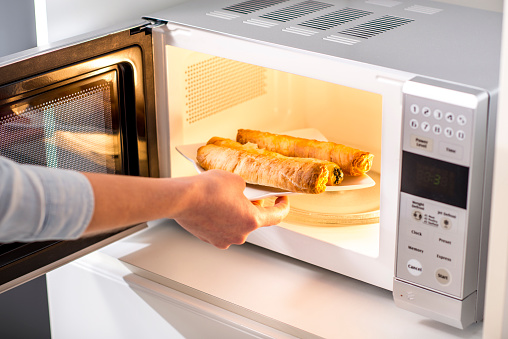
left=207, top=137, right=343, bottom=185
left=236, top=129, right=373, bottom=176
left=197, top=143, right=329, bottom=194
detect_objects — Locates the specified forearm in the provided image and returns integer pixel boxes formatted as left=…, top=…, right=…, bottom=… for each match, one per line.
left=82, top=172, right=193, bottom=235
left=82, top=169, right=290, bottom=249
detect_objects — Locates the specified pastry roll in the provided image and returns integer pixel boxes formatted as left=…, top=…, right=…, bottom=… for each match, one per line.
left=207, top=137, right=343, bottom=186
left=197, top=143, right=329, bottom=194
left=237, top=129, right=373, bottom=176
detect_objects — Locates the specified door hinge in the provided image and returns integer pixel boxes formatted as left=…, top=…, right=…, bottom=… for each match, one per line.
left=130, top=18, right=167, bottom=35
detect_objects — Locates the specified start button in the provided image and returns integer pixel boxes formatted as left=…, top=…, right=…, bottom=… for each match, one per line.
left=436, top=268, right=452, bottom=285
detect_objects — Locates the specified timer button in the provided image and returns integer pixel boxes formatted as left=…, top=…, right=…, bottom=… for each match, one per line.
left=439, top=142, right=463, bottom=160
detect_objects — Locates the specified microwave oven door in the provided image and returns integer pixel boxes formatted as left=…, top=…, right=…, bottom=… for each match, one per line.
left=0, top=20, right=161, bottom=293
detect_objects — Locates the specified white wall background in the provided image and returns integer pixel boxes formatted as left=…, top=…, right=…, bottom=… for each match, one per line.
left=0, top=1, right=37, bottom=57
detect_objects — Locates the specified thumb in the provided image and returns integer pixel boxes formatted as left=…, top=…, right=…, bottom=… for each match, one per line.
left=256, top=196, right=290, bottom=227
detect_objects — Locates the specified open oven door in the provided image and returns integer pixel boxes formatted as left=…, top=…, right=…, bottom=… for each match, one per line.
left=0, top=19, right=164, bottom=293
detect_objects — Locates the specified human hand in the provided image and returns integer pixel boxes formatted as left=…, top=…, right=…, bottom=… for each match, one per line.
left=173, top=169, right=290, bottom=249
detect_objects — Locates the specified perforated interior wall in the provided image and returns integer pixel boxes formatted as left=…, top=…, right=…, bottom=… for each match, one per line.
left=184, top=57, right=267, bottom=124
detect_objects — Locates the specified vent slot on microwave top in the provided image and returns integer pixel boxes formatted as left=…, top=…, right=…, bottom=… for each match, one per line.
left=339, top=15, right=414, bottom=39
left=185, top=57, right=267, bottom=124
left=299, top=7, right=373, bottom=30
left=259, top=0, right=333, bottom=22
left=223, top=0, right=290, bottom=14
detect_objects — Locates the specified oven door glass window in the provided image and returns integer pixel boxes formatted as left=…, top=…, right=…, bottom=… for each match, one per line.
left=0, top=70, right=122, bottom=174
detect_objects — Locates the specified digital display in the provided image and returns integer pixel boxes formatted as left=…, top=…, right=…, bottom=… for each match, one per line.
left=401, top=151, right=469, bottom=209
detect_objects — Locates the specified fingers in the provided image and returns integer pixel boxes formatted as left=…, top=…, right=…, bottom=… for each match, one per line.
left=251, top=199, right=265, bottom=207
left=256, top=195, right=290, bottom=228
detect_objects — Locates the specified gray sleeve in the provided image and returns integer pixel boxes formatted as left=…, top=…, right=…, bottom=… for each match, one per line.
left=0, top=157, right=94, bottom=242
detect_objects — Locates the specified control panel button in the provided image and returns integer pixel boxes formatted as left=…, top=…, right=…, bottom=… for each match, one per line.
left=410, top=135, right=433, bottom=152
left=456, top=130, right=466, bottom=141
left=444, top=127, right=454, bottom=138
left=433, top=124, right=442, bottom=135
left=441, top=217, right=452, bottom=230
left=422, top=107, right=432, bottom=117
left=421, top=121, right=430, bottom=132
left=434, top=109, right=443, bottom=120
left=457, top=114, right=467, bottom=126
left=407, top=259, right=423, bottom=276
left=439, top=142, right=463, bottom=160
left=445, top=112, right=455, bottom=123
left=435, top=268, right=452, bottom=285
left=412, top=210, right=422, bottom=221
left=409, top=119, right=419, bottom=129
left=410, top=104, right=419, bottom=114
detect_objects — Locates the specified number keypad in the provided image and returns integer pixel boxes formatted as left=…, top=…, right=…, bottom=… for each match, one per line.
left=403, top=98, right=473, bottom=167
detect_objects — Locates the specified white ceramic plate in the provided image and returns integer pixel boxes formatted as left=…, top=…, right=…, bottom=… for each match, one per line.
left=175, top=128, right=376, bottom=200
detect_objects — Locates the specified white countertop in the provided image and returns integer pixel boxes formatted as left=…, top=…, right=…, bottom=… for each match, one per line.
left=100, top=219, right=484, bottom=339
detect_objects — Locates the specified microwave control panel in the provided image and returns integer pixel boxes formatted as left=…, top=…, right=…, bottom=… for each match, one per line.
left=396, top=79, right=487, bottom=300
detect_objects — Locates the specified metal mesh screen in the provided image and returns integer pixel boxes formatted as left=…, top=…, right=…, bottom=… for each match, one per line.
left=0, top=81, right=118, bottom=174
left=185, top=57, right=267, bottom=124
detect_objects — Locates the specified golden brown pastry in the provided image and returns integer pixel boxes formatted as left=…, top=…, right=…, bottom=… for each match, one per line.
left=236, top=129, right=373, bottom=176
left=197, top=143, right=330, bottom=194
left=207, top=137, right=343, bottom=186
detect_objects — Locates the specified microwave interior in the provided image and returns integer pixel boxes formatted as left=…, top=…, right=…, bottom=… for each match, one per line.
left=165, top=45, right=383, bottom=259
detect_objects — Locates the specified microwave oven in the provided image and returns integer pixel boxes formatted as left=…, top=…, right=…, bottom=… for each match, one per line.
left=0, top=0, right=501, bottom=330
